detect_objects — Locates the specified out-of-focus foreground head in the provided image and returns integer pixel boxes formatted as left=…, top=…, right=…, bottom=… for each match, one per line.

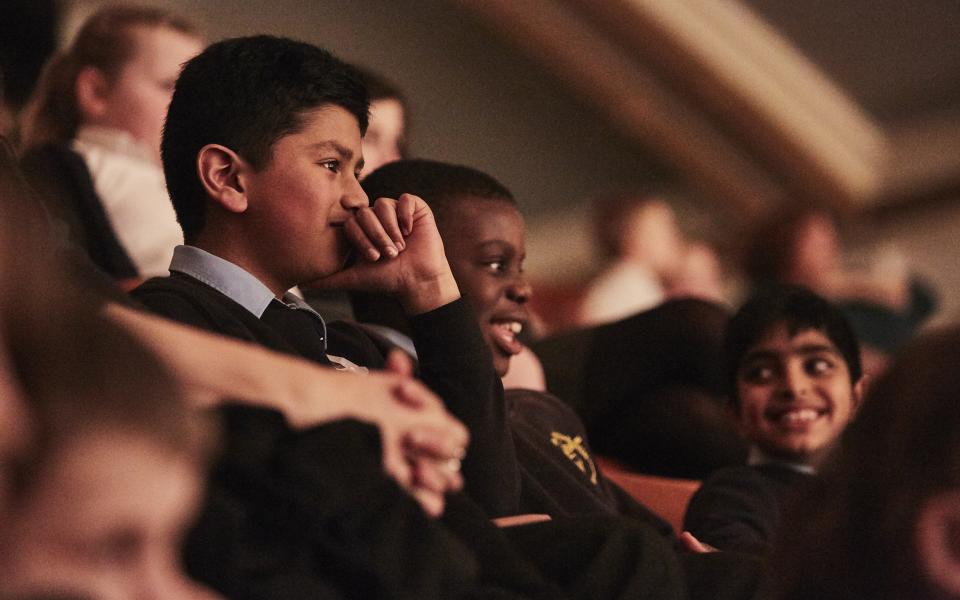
left=0, top=134, right=217, bottom=600
left=355, top=65, right=406, bottom=179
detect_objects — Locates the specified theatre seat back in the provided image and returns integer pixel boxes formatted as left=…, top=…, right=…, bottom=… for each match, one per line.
left=597, top=456, right=700, bottom=533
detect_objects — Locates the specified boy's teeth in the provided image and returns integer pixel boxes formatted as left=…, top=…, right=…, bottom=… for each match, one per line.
left=507, top=321, right=522, bottom=334
left=781, top=409, right=819, bottom=424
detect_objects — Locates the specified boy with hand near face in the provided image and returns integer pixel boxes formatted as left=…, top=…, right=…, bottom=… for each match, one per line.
left=682, top=285, right=865, bottom=556
left=132, top=35, right=517, bottom=519
left=359, top=159, right=669, bottom=522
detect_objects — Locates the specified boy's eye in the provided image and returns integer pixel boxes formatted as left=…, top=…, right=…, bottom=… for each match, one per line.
left=741, top=365, right=775, bottom=384
left=805, top=357, right=834, bottom=376
left=319, top=160, right=340, bottom=173
left=484, top=261, right=505, bottom=273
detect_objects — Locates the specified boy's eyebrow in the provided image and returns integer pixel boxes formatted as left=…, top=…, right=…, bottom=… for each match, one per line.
left=741, top=344, right=841, bottom=364
left=477, top=240, right=512, bottom=251
left=308, top=140, right=355, bottom=161
left=792, top=343, right=842, bottom=357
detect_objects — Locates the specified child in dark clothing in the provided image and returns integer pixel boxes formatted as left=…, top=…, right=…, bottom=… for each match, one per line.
left=683, top=285, right=865, bottom=555
left=359, top=159, right=672, bottom=524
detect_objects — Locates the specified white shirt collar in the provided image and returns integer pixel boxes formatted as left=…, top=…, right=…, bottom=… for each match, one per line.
left=747, top=446, right=817, bottom=475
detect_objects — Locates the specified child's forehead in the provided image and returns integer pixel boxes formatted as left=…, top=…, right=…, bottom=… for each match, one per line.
left=748, top=323, right=839, bottom=353
left=440, top=198, right=524, bottom=254
left=446, top=196, right=521, bottom=226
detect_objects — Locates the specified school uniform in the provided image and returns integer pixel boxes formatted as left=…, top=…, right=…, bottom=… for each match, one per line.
left=682, top=449, right=815, bottom=556
left=133, top=245, right=519, bottom=517
left=132, top=246, right=750, bottom=599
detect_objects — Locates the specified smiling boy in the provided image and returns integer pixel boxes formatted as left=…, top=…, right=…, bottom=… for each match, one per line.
left=683, top=284, right=865, bottom=555
left=359, top=159, right=691, bottom=525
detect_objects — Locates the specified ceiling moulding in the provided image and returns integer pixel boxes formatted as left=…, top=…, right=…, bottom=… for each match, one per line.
left=879, top=111, right=960, bottom=203
left=562, top=0, right=890, bottom=210
left=455, top=0, right=783, bottom=221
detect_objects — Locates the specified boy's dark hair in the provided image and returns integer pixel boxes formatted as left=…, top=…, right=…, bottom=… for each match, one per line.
left=361, top=159, right=515, bottom=229
left=723, top=284, right=862, bottom=406
left=162, top=35, right=369, bottom=243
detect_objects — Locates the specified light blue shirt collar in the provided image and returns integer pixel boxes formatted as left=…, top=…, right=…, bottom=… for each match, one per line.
left=747, top=446, right=816, bottom=475
left=170, top=245, right=374, bottom=369
left=170, top=245, right=276, bottom=317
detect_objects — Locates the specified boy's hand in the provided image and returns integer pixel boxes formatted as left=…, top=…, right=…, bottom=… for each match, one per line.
left=314, top=194, right=460, bottom=314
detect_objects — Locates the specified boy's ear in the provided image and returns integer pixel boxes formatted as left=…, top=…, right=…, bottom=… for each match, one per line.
left=197, top=144, right=249, bottom=214
left=75, top=66, right=110, bottom=121
left=916, top=491, right=960, bottom=596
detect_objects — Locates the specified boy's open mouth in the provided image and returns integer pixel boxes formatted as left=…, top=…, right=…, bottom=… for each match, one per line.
left=766, top=406, right=829, bottom=429
left=490, top=319, right=524, bottom=356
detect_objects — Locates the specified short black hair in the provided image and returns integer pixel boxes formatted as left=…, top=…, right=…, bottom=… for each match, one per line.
left=361, top=159, right=515, bottom=230
left=724, top=284, right=862, bottom=406
left=162, top=35, right=369, bottom=243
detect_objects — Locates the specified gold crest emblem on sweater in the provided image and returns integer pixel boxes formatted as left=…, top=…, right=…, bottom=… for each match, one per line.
left=550, top=432, right=598, bottom=485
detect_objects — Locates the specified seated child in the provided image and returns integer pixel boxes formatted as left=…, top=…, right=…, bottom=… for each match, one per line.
left=682, top=284, right=865, bottom=555
left=763, top=326, right=960, bottom=599
left=21, top=6, right=204, bottom=282
left=358, top=158, right=673, bottom=525
left=131, top=34, right=510, bottom=519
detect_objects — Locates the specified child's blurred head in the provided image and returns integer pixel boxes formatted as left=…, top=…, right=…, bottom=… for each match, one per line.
left=0, top=307, right=215, bottom=600
left=592, top=192, right=684, bottom=276
left=355, top=66, right=406, bottom=179
left=21, top=5, right=203, bottom=159
left=0, top=151, right=214, bottom=595
left=744, top=208, right=841, bottom=289
left=724, top=285, right=863, bottom=464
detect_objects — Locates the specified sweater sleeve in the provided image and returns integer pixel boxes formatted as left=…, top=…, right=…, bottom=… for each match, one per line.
left=408, top=298, right=520, bottom=517
left=682, top=466, right=779, bottom=556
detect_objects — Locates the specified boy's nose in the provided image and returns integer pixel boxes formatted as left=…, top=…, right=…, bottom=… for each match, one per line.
left=506, top=277, right=533, bottom=304
left=780, top=364, right=811, bottom=399
left=341, top=179, right=369, bottom=211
